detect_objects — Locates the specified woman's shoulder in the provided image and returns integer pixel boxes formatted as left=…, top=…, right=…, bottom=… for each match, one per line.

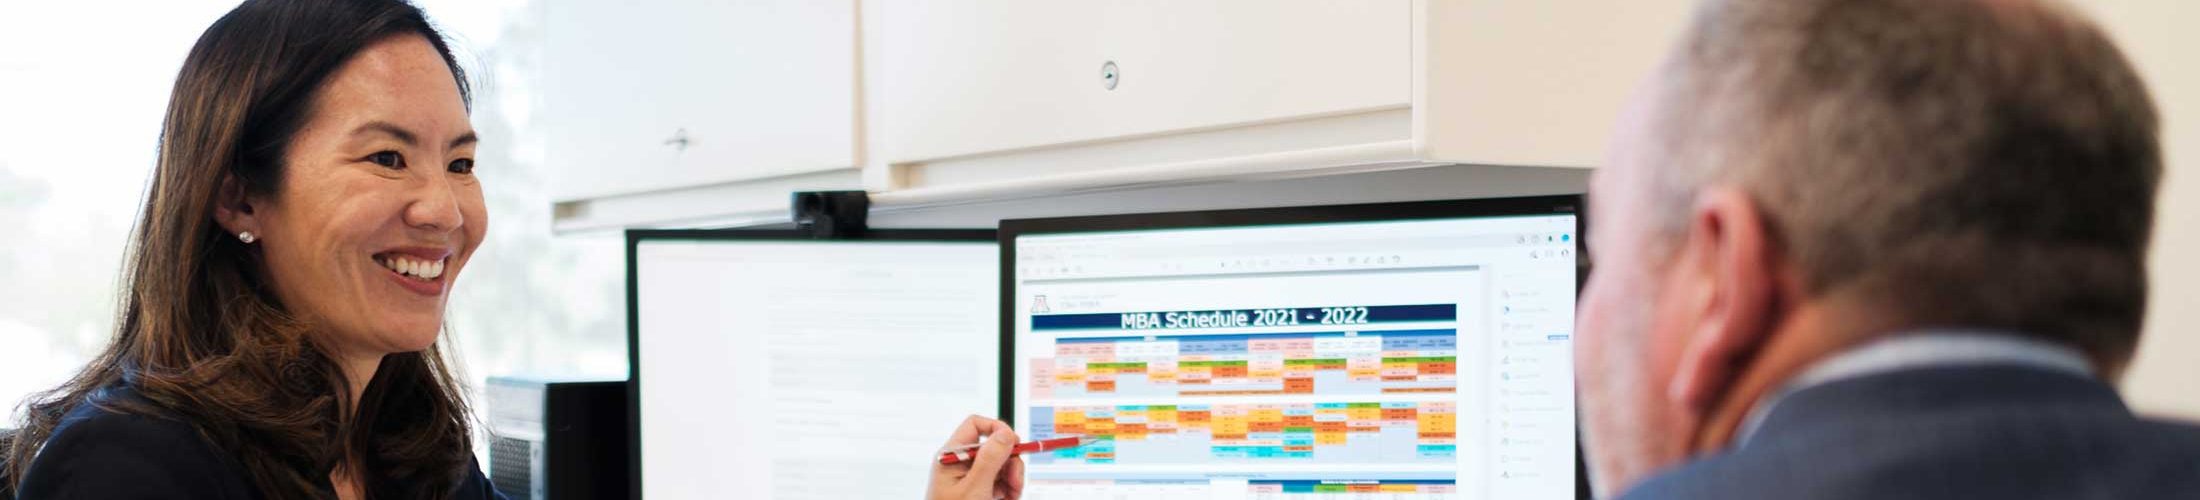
left=40, top=387, right=209, bottom=452
left=16, top=387, right=257, bottom=499
left=455, top=457, right=510, bottom=500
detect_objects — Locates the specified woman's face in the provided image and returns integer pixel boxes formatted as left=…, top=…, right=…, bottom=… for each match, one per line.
left=249, top=35, right=485, bottom=358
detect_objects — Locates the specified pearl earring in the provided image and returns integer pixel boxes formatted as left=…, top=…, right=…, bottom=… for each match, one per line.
left=239, top=231, right=257, bottom=244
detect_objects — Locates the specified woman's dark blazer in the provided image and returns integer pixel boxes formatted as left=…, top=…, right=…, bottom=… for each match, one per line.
left=9, top=387, right=506, bottom=499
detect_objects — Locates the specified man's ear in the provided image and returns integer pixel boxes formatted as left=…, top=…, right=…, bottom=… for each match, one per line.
left=211, top=173, right=260, bottom=239
left=1665, top=187, right=1781, bottom=414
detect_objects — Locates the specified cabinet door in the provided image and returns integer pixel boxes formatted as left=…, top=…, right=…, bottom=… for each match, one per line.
left=874, top=0, right=1411, bottom=165
left=545, top=0, right=858, bottom=202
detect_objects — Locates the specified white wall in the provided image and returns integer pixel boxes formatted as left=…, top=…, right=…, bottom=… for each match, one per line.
left=2081, top=0, right=2200, bottom=420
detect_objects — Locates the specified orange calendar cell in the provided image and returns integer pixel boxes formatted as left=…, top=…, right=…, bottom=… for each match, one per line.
left=1117, top=423, right=1149, bottom=441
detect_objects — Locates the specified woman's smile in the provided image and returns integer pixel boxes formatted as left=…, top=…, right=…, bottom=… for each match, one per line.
left=372, top=246, right=454, bottom=296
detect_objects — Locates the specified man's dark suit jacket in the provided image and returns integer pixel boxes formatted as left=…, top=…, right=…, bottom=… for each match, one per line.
left=1620, top=364, right=2200, bottom=499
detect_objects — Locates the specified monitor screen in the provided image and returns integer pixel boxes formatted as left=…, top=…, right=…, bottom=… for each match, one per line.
left=628, top=230, right=998, bottom=500
left=1002, top=196, right=1583, bottom=500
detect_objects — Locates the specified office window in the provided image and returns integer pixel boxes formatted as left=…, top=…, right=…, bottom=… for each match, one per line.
left=0, top=1, right=624, bottom=432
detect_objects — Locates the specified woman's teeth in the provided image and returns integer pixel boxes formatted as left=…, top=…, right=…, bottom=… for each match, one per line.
left=377, top=255, right=446, bottom=280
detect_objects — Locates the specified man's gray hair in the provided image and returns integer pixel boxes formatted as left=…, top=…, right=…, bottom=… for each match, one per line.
left=1646, top=0, right=2161, bottom=372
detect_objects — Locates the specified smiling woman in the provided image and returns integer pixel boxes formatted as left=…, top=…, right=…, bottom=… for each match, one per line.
left=1, top=0, right=502, bottom=499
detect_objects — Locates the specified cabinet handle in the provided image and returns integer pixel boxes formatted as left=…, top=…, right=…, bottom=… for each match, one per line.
left=1101, top=61, right=1119, bottom=91
left=663, top=128, right=691, bottom=152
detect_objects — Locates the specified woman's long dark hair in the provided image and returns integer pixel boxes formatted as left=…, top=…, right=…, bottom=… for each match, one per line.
left=4, top=0, right=477, bottom=497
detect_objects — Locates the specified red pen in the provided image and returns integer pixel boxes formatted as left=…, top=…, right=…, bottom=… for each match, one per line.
left=938, top=436, right=1094, bottom=465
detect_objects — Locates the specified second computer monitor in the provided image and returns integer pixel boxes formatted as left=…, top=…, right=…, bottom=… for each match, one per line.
left=1002, top=195, right=1584, bottom=500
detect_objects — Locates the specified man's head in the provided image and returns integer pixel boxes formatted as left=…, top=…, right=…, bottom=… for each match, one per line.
left=1578, top=0, right=2160, bottom=494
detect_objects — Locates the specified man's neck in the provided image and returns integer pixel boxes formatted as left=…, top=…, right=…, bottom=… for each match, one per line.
left=1689, top=304, right=1878, bottom=453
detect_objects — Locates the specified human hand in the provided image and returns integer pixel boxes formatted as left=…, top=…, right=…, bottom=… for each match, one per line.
left=927, top=415, right=1025, bottom=500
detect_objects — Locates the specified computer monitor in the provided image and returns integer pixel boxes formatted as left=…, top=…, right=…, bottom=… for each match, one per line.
left=627, top=229, right=998, bottom=500
left=1001, top=196, right=1585, bottom=500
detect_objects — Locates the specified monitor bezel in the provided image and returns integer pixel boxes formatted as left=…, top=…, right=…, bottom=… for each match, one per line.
left=995, top=194, right=1589, bottom=499
left=624, top=228, right=997, bottom=500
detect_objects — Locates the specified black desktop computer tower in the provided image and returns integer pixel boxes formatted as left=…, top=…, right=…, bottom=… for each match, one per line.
left=486, top=377, right=629, bottom=500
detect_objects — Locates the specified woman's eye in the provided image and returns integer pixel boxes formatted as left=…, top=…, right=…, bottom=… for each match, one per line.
left=367, top=151, right=404, bottom=169
left=448, top=158, right=475, bottom=175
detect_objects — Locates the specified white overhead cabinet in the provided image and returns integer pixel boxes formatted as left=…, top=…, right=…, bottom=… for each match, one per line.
left=868, top=0, right=1412, bottom=200
left=542, top=0, right=1693, bottom=230
left=864, top=0, right=1693, bottom=204
left=545, top=0, right=862, bottom=230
